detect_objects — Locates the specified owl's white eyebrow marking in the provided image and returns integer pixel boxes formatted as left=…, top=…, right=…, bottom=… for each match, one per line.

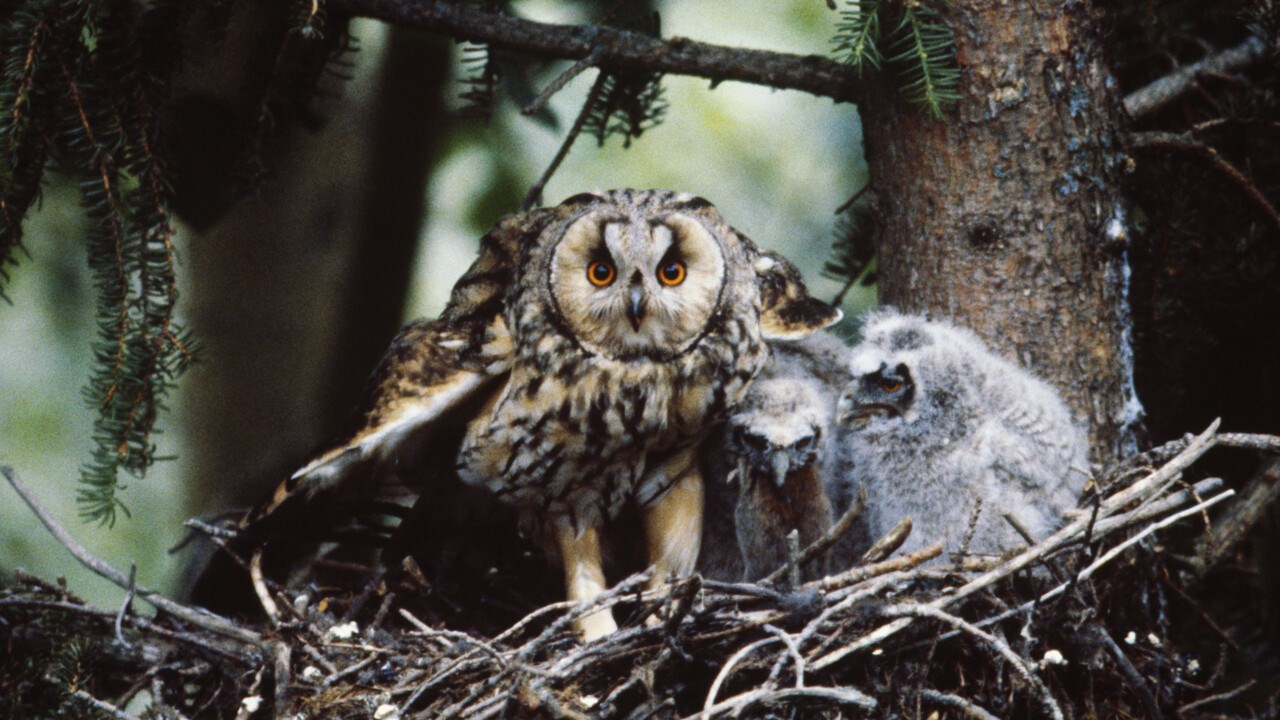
left=602, top=221, right=626, bottom=255
left=650, top=222, right=674, bottom=255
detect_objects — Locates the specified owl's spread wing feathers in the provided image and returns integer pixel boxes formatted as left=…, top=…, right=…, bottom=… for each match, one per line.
left=238, top=210, right=555, bottom=537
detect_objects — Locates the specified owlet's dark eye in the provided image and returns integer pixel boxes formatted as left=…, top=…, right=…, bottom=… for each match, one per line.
left=657, top=260, right=686, bottom=286
left=587, top=261, right=616, bottom=287
left=881, top=379, right=903, bottom=393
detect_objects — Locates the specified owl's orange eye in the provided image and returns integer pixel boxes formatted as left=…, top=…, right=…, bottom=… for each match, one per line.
left=881, top=379, right=902, bottom=393
left=587, top=261, right=616, bottom=287
left=657, top=260, right=686, bottom=286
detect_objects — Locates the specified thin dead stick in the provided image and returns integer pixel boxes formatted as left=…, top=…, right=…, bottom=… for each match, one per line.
left=115, top=561, right=136, bottom=647
left=1131, top=132, right=1280, bottom=236
left=1103, top=419, right=1219, bottom=511
left=249, top=549, right=281, bottom=626
left=1217, top=432, right=1280, bottom=453
left=925, top=489, right=1236, bottom=646
left=761, top=489, right=866, bottom=585
left=860, top=516, right=913, bottom=564
left=62, top=684, right=143, bottom=720
left=1094, top=625, right=1163, bottom=720
left=809, top=543, right=942, bottom=594
left=693, top=685, right=877, bottom=718
left=884, top=604, right=1063, bottom=720
left=521, top=71, right=607, bottom=210
left=918, top=689, right=1001, bottom=720
left=703, top=636, right=783, bottom=712
left=1177, top=679, right=1258, bottom=713
left=1124, top=35, right=1271, bottom=119
left=523, top=50, right=600, bottom=115
left=812, top=447, right=1231, bottom=672
left=1, top=466, right=261, bottom=647
left=763, top=623, right=805, bottom=690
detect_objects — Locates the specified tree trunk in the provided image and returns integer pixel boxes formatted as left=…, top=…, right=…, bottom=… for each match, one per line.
left=174, top=17, right=451, bottom=516
left=859, top=1, right=1140, bottom=466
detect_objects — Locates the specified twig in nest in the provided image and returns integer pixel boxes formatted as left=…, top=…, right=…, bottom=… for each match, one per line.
left=0, top=466, right=262, bottom=647
left=883, top=604, right=1063, bottom=720
left=1092, top=624, right=1163, bottom=720
left=116, top=562, right=137, bottom=647
left=810, top=543, right=943, bottom=595
left=249, top=549, right=281, bottom=626
left=763, top=623, right=805, bottom=690
left=918, top=688, right=1000, bottom=720
left=812, top=424, right=1227, bottom=670
left=522, top=71, right=608, bottom=210
left=1217, top=432, right=1280, bottom=453
left=56, top=681, right=144, bottom=720
left=704, top=635, right=784, bottom=711
left=861, top=516, right=912, bottom=564
left=694, top=686, right=876, bottom=718
left=761, top=488, right=866, bottom=585
left=1177, top=679, right=1258, bottom=714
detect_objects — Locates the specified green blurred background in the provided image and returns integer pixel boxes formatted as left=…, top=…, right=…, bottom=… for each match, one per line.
left=0, top=1, right=871, bottom=608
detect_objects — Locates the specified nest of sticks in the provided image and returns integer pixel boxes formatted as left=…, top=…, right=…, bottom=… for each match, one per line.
left=3, top=420, right=1280, bottom=719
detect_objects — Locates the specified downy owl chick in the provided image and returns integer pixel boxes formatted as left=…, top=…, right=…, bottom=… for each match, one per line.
left=832, top=310, right=1090, bottom=562
left=227, top=190, right=840, bottom=640
left=700, top=330, right=850, bottom=582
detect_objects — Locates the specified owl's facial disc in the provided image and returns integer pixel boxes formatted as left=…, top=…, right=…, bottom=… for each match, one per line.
left=840, top=362, right=915, bottom=427
left=550, top=208, right=726, bottom=359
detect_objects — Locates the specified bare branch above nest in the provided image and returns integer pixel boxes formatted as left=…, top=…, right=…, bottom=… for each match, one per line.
left=331, top=0, right=864, bottom=104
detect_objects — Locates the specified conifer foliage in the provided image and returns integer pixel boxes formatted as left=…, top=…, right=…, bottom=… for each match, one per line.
left=1, top=0, right=199, bottom=526
left=832, top=0, right=959, bottom=118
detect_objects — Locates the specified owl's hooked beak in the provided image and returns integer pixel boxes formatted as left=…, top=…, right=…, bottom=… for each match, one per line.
left=627, top=283, right=647, bottom=331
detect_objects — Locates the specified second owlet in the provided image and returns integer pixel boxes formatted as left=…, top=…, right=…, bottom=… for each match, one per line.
left=699, top=330, right=850, bottom=583
left=831, top=310, right=1090, bottom=562
left=235, top=190, right=839, bottom=639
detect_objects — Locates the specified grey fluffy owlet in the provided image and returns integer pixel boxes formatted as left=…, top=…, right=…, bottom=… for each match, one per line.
left=699, top=330, right=850, bottom=582
left=830, top=310, right=1090, bottom=562
left=233, top=190, right=840, bottom=639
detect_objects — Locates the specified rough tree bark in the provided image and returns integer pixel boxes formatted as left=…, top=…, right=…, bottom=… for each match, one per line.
left=175, top=16, right=450, bottom=516
left=859, top=1, right=1140, bottom=466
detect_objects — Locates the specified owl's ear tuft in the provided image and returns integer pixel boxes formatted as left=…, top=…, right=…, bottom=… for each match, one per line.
left=754, top=250, right=842, bottom=339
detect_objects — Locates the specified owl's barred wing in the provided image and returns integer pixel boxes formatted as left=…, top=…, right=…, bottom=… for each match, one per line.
left=238, top=209, right=555, bottom=536
left=751, top=248, right=843, bottom=339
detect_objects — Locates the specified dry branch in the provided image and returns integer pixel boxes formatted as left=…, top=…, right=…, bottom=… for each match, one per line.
left=332, top=0, right=863, bottom=103
left=1124, top=35, right=1273, bottom=119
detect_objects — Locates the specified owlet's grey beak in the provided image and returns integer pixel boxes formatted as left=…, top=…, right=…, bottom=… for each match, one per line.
left=770, top=451, right=790, bottom=488
left=627, top=284, right=646, bottom=331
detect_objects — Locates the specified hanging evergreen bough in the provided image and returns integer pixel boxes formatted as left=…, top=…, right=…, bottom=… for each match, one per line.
left=1, top=0, right=195, bottom=526
left=824, top=197, right=878, bottom=306
left=583, top=69, right=668, bottom=148
left=832, top=0, right=960, bottom=118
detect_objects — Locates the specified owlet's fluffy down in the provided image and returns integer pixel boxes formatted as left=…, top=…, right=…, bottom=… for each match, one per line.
left=830, top=310, right=1091, bottom=561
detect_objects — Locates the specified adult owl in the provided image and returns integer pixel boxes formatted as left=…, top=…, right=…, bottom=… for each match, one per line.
left=831, top=310, right=1090, bottom=562
left=699, top=331, right=849, bottom=582
left=234, top=189, right=840, bottom=639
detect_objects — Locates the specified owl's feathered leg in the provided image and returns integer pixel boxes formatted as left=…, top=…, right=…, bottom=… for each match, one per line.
left=643, top=462, right=705, bottom=590
left=554, top=524, right=617, bottom=641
